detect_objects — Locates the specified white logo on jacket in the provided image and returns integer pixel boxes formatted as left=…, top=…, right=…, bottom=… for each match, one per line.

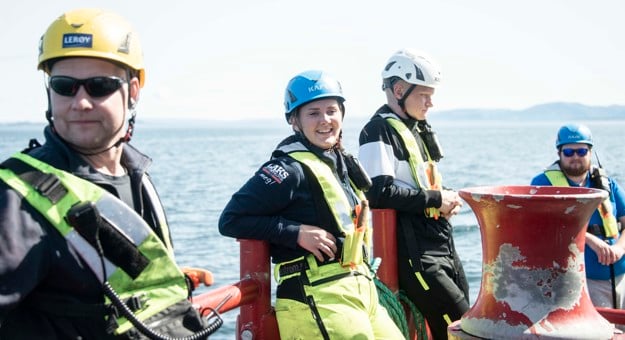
left=261, top=164, right=289, bottom=184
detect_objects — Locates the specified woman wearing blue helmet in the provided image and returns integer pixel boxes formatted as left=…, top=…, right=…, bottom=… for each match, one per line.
left=220, top=70, right=403, bottom=339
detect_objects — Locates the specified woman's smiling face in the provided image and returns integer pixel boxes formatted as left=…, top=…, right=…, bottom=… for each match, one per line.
left=292, top=98, right=343, bottom=150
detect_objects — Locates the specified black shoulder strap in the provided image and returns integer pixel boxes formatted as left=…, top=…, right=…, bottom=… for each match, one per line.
left=0, top=156, right=68, bottom=204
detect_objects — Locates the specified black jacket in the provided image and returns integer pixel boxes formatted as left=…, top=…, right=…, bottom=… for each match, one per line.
left=0, top=126, right=171, bottom=339
left=359, top=106, right=452, bottom=258
left=219, top=134, right=357, bottom=264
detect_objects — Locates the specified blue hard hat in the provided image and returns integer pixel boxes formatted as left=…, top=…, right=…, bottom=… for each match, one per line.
left=555, top=123, right=593, bottom=148
left=283, top=70, right=345, bottom=122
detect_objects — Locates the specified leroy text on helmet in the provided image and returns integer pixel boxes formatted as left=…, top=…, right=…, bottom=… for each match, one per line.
left=62, top=33, right=93, bottom=47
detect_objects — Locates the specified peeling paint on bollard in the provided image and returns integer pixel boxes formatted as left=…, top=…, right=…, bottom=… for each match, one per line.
left=454, top=185, right=614, bottom=339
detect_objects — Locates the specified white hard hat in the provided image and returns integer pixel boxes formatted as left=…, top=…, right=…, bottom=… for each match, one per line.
left=381, top=49, right=441, bottom=90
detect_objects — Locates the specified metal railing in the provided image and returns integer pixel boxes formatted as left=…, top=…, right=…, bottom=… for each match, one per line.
left=191, top=209, right=625, bottom=339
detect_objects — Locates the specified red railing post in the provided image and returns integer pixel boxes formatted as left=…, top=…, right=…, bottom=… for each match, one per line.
left=236, top=239, right=279, bottom=340
left=372, top=208, right=430, bottom=340
left=372, top=209, right=399, bottom=292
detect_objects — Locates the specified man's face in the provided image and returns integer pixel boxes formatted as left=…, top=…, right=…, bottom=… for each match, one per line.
left=558, top=143, right=592, bottom=177
left=394, top=83, right=434, bottom=121
left=49, top=57, right=136, bottom=154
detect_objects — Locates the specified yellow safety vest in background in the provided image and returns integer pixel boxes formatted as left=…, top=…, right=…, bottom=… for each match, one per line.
left=544, top=164, right=618, bottom=238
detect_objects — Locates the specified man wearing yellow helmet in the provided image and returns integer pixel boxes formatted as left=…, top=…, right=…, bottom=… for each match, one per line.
left=0, top=8, right=217, bottom=339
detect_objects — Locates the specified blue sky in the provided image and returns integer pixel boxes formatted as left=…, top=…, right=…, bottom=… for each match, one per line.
left=1, top=0, right=624, bottom=123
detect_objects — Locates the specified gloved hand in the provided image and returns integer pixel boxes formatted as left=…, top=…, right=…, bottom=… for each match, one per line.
left=182, top=267, right=214, bottom=290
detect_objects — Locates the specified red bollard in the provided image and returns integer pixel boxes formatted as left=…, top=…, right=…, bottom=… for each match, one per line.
left=451, top=186, right=614, bottom=339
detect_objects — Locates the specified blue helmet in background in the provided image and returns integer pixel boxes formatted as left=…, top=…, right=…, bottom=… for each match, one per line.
left=284, top=70, right=345, bottom=122
left=555, top=123, right=593, bottom=148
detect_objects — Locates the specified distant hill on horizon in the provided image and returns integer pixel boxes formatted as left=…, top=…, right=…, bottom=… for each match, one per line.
left=1, top=102, right=623, bottom=127
left=433, top=102, right=625, bottom=121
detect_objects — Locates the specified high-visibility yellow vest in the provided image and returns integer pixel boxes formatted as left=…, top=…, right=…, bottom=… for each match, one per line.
left=0, top=153, right=188, bottom=335
left=279, top=141, right=369, bottom=268
left=385, top=116, right=442, bottom=219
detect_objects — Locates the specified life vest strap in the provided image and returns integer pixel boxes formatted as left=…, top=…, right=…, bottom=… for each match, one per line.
left=2, top=156, right=150, bottom=280
left=1, top=157, right=67, bottom=203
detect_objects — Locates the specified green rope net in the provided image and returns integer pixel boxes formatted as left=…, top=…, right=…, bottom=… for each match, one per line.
left=370, top=258, right=428, bottom=340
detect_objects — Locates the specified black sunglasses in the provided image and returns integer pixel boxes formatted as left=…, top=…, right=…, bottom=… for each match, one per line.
left=49, top=76, right=125, bottom=98
left=561, top=148, right=589, bottom=157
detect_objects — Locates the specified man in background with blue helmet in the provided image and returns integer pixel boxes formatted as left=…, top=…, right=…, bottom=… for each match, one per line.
left=359, top=49, right=469, bottom=339
left=220, top=70, right=404, bottom=339
left=531, top=123, right=625, bottom=317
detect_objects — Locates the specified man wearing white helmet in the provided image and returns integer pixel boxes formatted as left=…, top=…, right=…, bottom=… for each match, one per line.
left=359, top=49, right=469, bottom=339
left=531, top=123, right=625, bottom=324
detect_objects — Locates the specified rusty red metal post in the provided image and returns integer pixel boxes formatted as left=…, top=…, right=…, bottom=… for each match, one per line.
left=236, top=239, right=279, bottom=340
left=372, top=209, right=399, bottom=292
left=191, top=239, right=279, bottom=339
left=373, top=209, right=429, bottom=340
left=192, top=277, right=259, bottom=316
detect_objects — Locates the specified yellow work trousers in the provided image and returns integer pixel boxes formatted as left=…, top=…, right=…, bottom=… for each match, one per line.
left=275, top=260, right=404, bottom=340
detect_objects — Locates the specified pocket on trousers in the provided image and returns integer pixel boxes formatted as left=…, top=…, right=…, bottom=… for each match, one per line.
left=420, top=216, right=452, bottom=242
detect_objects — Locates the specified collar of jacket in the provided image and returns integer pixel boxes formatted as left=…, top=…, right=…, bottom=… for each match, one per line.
left=375, top=104, right=420, bottom=130
left=26, top=126, right=152, bottom=184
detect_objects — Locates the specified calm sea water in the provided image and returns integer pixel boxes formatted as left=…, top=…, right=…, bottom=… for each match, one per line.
left=2, top=118, right=624, bottom=339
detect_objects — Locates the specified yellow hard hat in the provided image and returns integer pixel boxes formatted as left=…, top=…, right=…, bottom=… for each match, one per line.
left=38, top=8, right=145, bottom=87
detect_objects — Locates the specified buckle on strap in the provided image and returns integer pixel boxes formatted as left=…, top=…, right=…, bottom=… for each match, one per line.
left=1, top=157, right=68, bottom=204
left=31, top=172, right=66, bottom=203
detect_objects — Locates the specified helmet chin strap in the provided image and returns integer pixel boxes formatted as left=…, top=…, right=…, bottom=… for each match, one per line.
left=63, top=110, right=133, bottom=157
left=397, top=84, right=415, bottom=115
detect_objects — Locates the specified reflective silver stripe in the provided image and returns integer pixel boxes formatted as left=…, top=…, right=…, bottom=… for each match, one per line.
left=96, top=194, right=150, bottom=245
left=378, top=112, right=399, bottom=119
left=66, top=229, right=116, bottom=281
left=64, top=191, right=153, bottom=281
left=277, top=141, right=307, bottom=154
left=141, top=176, right=173, bottom=251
